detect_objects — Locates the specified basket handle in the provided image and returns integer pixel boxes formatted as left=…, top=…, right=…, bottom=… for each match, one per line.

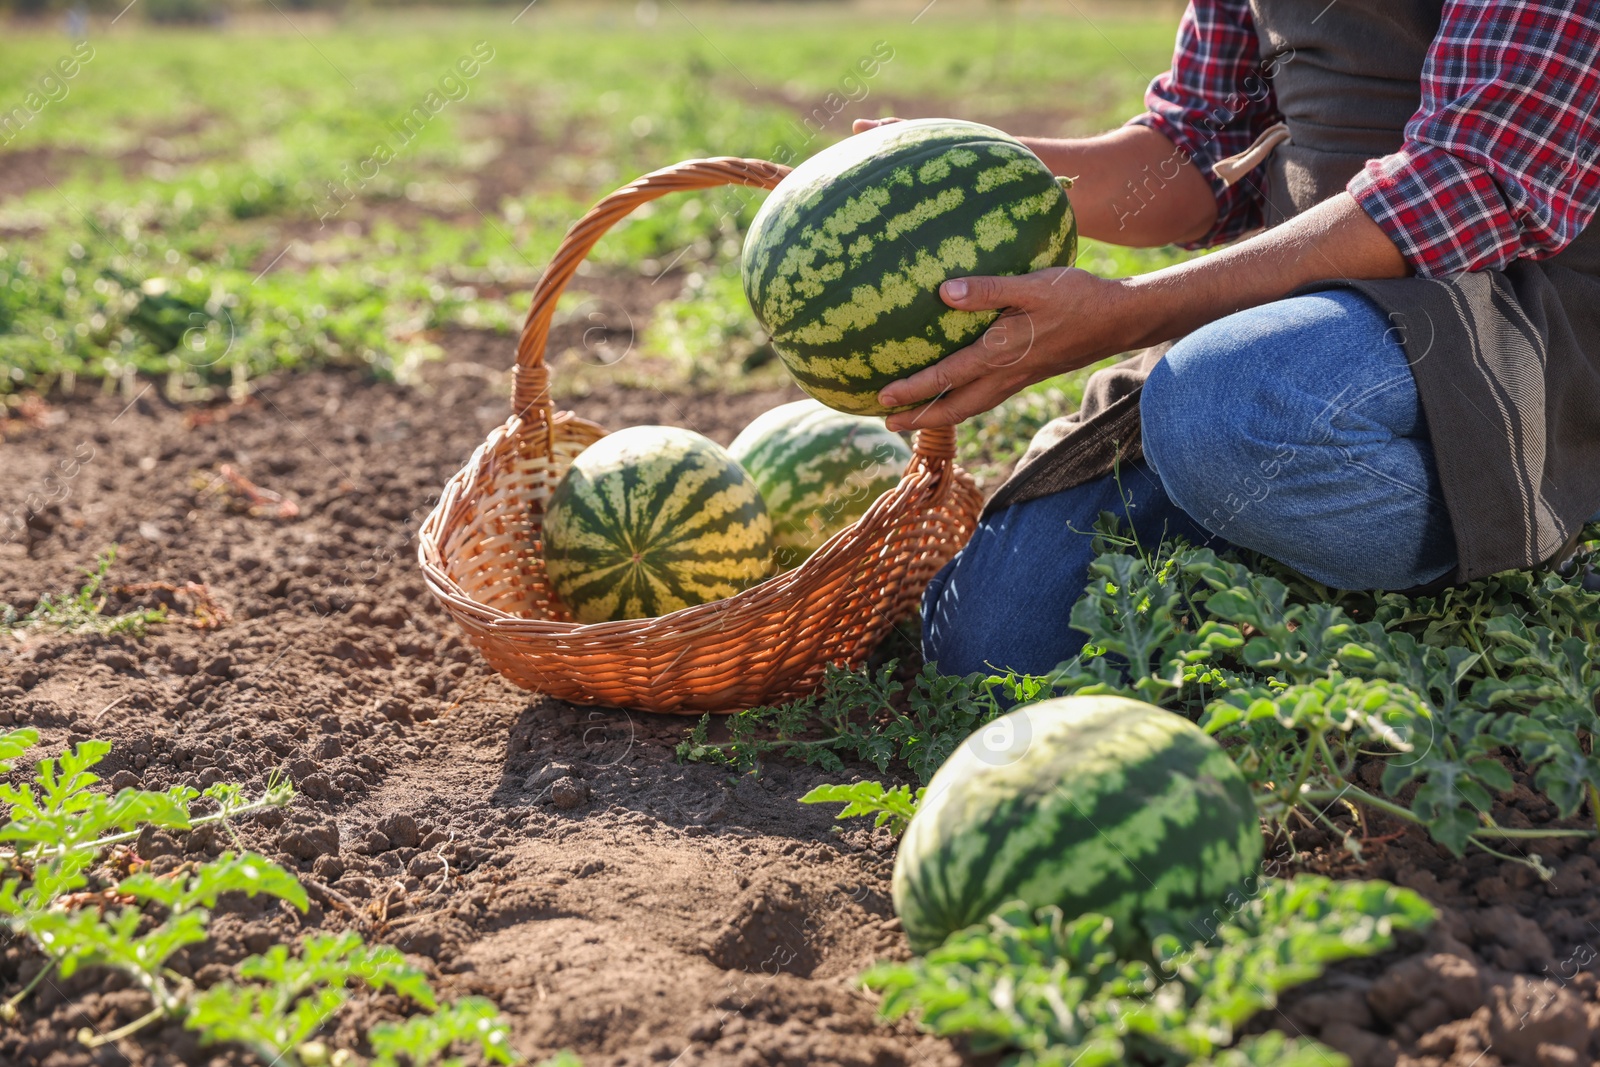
left=511, top=157, right=787, bottom=422
left=511, top=156, right=958, bottom=462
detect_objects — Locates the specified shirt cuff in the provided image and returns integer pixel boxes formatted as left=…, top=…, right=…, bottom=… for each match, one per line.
left=1125, top=110, right=1265, bottom=248
left=1348, top=144, right=1524, bottom=277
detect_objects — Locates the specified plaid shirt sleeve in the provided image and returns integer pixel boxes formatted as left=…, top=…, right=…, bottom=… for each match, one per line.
left=1349, top=1, right=1600, bottom=277
left=1125, top=0, right=1282, bottom=247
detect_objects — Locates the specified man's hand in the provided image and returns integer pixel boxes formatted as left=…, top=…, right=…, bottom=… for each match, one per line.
left=852, top=117, right=901, bottom=134
left=878, top=269, right=1127, bottom=432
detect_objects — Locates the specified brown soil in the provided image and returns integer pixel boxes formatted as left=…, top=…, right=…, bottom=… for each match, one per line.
left=0, top=111, right=218, bottom=211
left=1264, top=807, right=1600, bottom=1067
left=6, top=335, right=1600, bottom=1066
left=0, top=146, right=71, bottom=206
left=0, top=334, right=952, bottom=1067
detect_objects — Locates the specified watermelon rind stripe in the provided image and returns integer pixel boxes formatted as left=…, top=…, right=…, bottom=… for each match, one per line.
left=543, top=426, right=773, bottom=623
left=755, top=150, right=1061, bottom=342
left=728, top=400, right=910, bottom=567
left=891, top=697, right=1262, bottom=954
left=743, top=121, right=1079, bottom=416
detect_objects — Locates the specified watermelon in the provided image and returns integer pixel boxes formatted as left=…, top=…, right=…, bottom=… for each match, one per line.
left=742, top=118, right=1078, bottom=416
left=892, top=696, right=1262, bottom=954
left=542, top=426, right=774, bottom=623
left=728, top=399, right=912, bottom=569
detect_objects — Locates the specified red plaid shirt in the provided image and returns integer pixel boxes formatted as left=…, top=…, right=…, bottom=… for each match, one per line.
left=1127, top=0, right=1600, bottom=277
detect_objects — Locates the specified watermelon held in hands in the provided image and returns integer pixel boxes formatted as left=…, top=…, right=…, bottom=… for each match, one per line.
left=892, top=696, right=1262, bottom=955
left=742, top=118, right=1078, bottom=416
left=728, top=399, right=912, bottom=569
left=542, top=426, right=774, bottom=624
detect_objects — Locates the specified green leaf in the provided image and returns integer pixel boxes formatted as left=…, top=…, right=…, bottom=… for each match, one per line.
left=798, top=781, right=922, bottom=836
left=187, top=981, right=347, bottom=1060
left=239, top=931, right=437, bottom=1010
left=861, top=878, right=1431, bottom=1067
left=1466, top=758, right=1515, bottom=795
left=369, top=997, right=518, bottom=1067
left=1208, top=1033, right=1349, bottom=1067
left=30, top=905, right=209, bottom=981
left=0, top=729, right=39, bottom=775
left=120, top=851, right=309, bottom=913
left=1422, top=808, right=1479, bottom=857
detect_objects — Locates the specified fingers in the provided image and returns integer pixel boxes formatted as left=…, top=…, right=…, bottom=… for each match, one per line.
left=852, top=117, right=902, bottom=134
left=879, top=343, right=992, bottom=411
left=874, top=266, right=1096, bottom=431
left=939, top=273, right=1035, bottom=311
left=872, top=279, right=1040, bottom=409
left=884, top=378, right=1009, bottom=432
left=878, top=306, right=1037, bottom=413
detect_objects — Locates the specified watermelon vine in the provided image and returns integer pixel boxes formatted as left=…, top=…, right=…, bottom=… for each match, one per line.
left=1053, top=516, right=1600, bottom=865
left=705, top=516, right=1600, bottom=870
left=859, top=878, right=1435, bottom=1067
left=720, top=509, right=1600, bottom=1066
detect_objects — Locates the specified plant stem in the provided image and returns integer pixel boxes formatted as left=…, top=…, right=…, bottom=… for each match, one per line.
left=0, top=788, right=291, bottom=865
left=1315, top=733, right=1350, bottom=780
left=0, top=958, right=58, bottom=1022
left=78, top=1003, right=164, bottom=1047
left=1302, top=786, right=1597, bottom=842
left=1469, top=839, right=1554, bottom=879
left=1306, top=802, right=1355, bottom=848
left=1282, top=738, right=1330, bottom=818
left=1300, top=786, right=1425, bottom=826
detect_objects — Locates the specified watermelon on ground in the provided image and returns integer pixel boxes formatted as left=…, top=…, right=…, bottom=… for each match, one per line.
left=728, top=399, right=911, bottom=569
left=542, top=426, right=774, bottom=623
left=742, top=118, right=1077, bottom=416
left=892, top=695, right=1263, bottom=954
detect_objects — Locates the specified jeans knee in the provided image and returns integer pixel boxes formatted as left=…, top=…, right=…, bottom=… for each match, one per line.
left=920, top=552, right=1013, bottom=677
left=1139, top=352, right=1243, bottom=519
left=921, top=558, right=988, bottom=677
left=919, top=498, right=1099, bottom=677
left=1139, top=354, right=1188, bottom=469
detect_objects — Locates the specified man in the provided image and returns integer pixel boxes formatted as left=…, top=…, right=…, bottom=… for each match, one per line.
left=856, top=0, right=1600, bottom=678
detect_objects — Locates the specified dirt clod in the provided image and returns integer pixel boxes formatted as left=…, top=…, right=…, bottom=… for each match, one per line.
left=279, top=822, right=340, bottom=861
left=1488, top=975, right=1588, bottom=1066
left=549, top=778, right=589, bottom=811
left=1472, top=904, right=1556, bottom=973
left=312, top=855, right=345, bottom=882
left=377, top=813, right=420, bottom=849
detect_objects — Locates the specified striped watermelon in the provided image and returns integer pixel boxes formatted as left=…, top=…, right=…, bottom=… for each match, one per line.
left=893, top=696, right=1262, bottom=954
left=728, top=399, right=912, bottom=569
left=542, top=426, right=774, bottom=623
left=742, top=118, right=1078, bottom=416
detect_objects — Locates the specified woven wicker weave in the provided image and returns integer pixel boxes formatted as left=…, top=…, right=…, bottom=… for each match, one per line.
left=416, top=157, right=984, bottom=714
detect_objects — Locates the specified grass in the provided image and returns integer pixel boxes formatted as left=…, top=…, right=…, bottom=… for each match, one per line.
left=18, top=10, right=1569, bottom=1064
left=0, top=547, right=169, bottom=637
left=0, top=3, right=1191, bottom=404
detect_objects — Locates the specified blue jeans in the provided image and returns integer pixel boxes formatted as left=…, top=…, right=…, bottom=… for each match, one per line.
left=923, top=289, right=1457, bottom=678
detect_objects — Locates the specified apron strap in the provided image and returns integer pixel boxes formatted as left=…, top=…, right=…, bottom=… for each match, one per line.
left=1214, top=121, right=1291, bottom=187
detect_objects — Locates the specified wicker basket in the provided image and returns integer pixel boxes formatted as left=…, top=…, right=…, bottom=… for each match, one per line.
left=416, top=157, right=983, bottom=714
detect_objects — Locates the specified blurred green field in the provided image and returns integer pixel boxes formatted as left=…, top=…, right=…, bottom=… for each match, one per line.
left=0, top=0, right=1192, bottom=446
